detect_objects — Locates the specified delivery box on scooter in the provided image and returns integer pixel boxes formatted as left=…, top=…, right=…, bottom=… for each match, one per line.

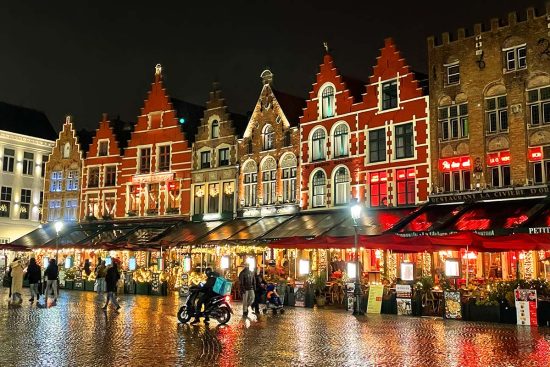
left=213, top=276, right=232, bottom=295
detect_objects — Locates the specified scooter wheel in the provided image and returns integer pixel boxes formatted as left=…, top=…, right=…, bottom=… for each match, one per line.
left=177, top=306, right=191, bottom=323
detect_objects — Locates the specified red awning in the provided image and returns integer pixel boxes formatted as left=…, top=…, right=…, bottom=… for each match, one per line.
left=482, top=233, right=550, bottom=252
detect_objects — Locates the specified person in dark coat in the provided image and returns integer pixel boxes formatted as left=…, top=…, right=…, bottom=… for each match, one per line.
left=238, top=263, right=256, bottom=317
left=191, top=268, right=218, bottom=324
left=251, top=269, right=267, bottom=314
left=83, top=259, right=91, bottom=277
left=25, top=258, right=41, bottom=303
left=103, top=262, right=121, bottom=311
left=44, top=259, right=59, bottom=304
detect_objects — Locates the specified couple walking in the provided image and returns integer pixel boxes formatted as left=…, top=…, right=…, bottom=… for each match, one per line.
left=238, top=263, right=266, bottom=317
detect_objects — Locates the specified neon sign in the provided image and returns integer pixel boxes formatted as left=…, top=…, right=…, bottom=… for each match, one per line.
left=528, top=147, right=543, bottom=162
left=486, top=151, right=511, bottom=166
left=438, top=156, right=471, bottom=172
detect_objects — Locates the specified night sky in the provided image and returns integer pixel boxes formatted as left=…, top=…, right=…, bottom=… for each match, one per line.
left=0, top=0, right=547, bottom=131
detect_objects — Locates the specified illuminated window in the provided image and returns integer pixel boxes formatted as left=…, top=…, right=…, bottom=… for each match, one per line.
left=439, top=103, right=468, bottom=140
left=396, top=168, right=415, bottom=206
left=370, top=172, right=387, bottom=207
left=282, top=167, right=297, bottom=203
left=486, top=96, right=508, bottom=133
left=2, top=148, right=14, bottom=173
left=528, top=86, right=550, bottom=126
left=312, top=170, right=326, bottom=208
left=211, top=120, right=220, bottom=139
left=19, top=189, right=31, bottom=219
left=64, top=199, right=78, bottom=221
left=200, top=151, right=211, bottom=169
left=334, top=167, right=350, bottom=206
left=50, top=171, right=63, bottom=192
left=262, top=124, right=274, bottom=151
left=48, top=200, right=61, bottom=221
left=139, top=147, right=151, bottom=174
left=244, top=173, right=257, bottom=207
left=333, top=124, right=348, bottom=158
left=312, top=129, right=326, bottom=161
left=0, top=186, right=12, bottom=218
left=219, top=148, right=230, bottom=166
left=208, top=183, right=220, bottom=213
left=67, top=170, right=79, bottom=191
left=194, top=185, right=204, bottom=215
left=321, top=86, right=335, bottom=118
left=103, top=192, right=116, bottom=217
left=22, top=152, right=34, bottom=176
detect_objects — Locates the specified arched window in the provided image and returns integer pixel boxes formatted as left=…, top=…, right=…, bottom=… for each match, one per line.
left=63, top=142, right=71, bottom=158
left=262, top=124, right=274, bottom=150
left=312, top=170, right=326, bottom=208
left=211, top=120, right=219, bottom=138
left=333, top=124, right=349, bottom=158
left=312, top=129, right=326, bottom=161
left=334, top=167, right=350, bottom=206
left=321, top=86, right=335, bottom=118
left=261, top=157, right=277, bottom=205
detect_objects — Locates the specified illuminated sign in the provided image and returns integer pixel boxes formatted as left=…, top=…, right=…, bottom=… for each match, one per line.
left=438, top=156, right=471, bottom=172
left=528, top=147, right=543, bottom=162
left=486, top=151, right=511, bottom=166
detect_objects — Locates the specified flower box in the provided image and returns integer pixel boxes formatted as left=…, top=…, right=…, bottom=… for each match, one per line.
left=465, top=300, right=500, bottom=323
left=136, top=282, right=149, bottom=295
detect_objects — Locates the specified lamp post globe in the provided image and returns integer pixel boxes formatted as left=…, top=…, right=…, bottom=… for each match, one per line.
left=350, top=199, right=364, bottom=315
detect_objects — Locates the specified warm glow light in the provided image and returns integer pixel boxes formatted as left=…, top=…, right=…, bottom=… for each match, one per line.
left=246, top=256, right=255, bottom=270
left=445, top=259, right=460, bottom=277
left=375, top=249, right=382, bottom=259
left=221, top=256, right=230, bottom=269
left=64, top=257, right=73, bottom=269
left=43, top=256, right=49, bottom=268
left=462, top=251, right=477, bottom=260
left=183, top=256, right=191, bottom=272
left=299, top=259, right=310, bottom=275
left=400, top=262, right=414, bottom=281
left=347, top=262, right=357, bottom=279
left=351, top=203, right=361, bottom=220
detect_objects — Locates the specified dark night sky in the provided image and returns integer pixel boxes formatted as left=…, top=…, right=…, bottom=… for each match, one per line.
left=0, top=0, right=547, bottom=131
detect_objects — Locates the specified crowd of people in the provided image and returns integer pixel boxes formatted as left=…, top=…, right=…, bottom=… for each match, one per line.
left=3, top=256, right=122, bottom=311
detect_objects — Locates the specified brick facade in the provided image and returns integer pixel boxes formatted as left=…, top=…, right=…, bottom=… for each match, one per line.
left=42, top=116, right=83, bottom=222
left=237, top=70, right=303, bottom=217
left=428, top=6, right=550, bottom=192
left=191, top=84, right=239, bottom=221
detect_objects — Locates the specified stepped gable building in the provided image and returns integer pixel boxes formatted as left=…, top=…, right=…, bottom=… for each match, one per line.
left=427, top=5, right=550, bottom=192
left=42, top=116, right=83, bottom=224
left=81, top=114, right=130, bottom=220
left=300, top=49, right=365, bottom=210
left=359, top=38, right=430, bottom=208
left=237, top=70, right=305, bottom=217
left=115, top=64, right=201, bottom=218
left=0, top=102, right=56, bottom=241
left=191, top=83, right=246, bottom=221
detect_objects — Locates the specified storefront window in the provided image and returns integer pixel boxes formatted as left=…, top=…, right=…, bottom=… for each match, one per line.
left=222, top=182, right=234, bottom=213
left=396, top=168, right=415, bottom=206
left=104, top=192, right=116, bottom=216
left=86, top=194, right=99, bottom=218
left=334, top=167, right=350, bottom=206
left=129, top=185, right=141, bottom=212
left=148, top=183, right=159, bottom=214
left=167, top=181, right=180, bottom=211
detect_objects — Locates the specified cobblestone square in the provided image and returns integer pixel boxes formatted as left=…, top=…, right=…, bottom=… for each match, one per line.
left=0, top=289, right=549, bottom=367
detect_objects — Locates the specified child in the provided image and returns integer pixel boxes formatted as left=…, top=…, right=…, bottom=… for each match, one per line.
left=266, top=284, right=282, bottom=306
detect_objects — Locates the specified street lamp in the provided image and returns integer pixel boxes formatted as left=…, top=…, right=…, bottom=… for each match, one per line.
left=350, top=199, right=364, bottom=315
left=54, top=221, right=63, bottom=263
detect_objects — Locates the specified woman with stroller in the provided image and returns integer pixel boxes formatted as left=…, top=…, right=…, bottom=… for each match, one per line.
left=252, top=269, right=267, bottom=314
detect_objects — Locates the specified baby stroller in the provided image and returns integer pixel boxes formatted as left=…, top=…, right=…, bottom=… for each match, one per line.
left=262, top=283, right=285, bottom=315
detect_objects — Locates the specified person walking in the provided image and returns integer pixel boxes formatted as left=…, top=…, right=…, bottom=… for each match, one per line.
left=26, top=258, right=41, bottom=303
left=251, top=269, right=267, bottom=314
left=44, top=259, right=59, bottom=305
left=9, top=258, right=24, bottom=305
left=238, top=263, right=256, bottom=317
left=95, top=260, right=107, bottom=296
left=83, top=259, right=91, bottom=278
left=103, top=262, right=121, bottom=311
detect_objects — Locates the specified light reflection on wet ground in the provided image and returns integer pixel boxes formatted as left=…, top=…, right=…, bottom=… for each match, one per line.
left=0, top=289, right=548, bottom=366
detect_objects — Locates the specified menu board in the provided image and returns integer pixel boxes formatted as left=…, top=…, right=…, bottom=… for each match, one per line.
left=444, top=291, right=462, bottom=319
left=150, top=273, right=161, bottom=295
left=346, top=283, right=355, bottom=312
left=396, top=284, right=412, bottom=316
left=367, top=284, right=384, bottom=314
left=515, top=289, right=538, bottom=326
left=294, top=281, right=305, bottom=307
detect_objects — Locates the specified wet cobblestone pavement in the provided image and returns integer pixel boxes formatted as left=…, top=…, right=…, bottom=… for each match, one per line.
left=0, top=289, right=549, bottom=367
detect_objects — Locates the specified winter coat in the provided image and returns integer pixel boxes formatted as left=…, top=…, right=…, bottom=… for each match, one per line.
left=44, top=263, right=59, bottom=280
left=10, top=260, right=24, bottom=295
left=26, top=262, right=41, bottom=284
left=105, top=266, right=120, bottom=292
left=96, top=265, right=107, bottom=278
left=238, top=268, right=256, bottom=292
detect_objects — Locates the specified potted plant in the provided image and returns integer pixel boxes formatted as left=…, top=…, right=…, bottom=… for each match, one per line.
left=313, top=271, right=327, bottom=307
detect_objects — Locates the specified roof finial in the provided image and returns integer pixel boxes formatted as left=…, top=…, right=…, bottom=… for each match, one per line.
left=260, top=69, right=273, bottom=85
left=65, top=115, right=72, bottom=125
left=155, top=64, right=162, bottom=79
left=323, top=41, right=329, bottom=54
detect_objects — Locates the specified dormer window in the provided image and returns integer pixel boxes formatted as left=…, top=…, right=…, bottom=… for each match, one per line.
left=381, top=80, right=398, bottom=110
left=98, top=141, right=108, bottom=156
left=211, top=120, right=220, bottom=139
left=321, top=86, right=335, bottom=118
left=262, top=124, right=274, bottom=150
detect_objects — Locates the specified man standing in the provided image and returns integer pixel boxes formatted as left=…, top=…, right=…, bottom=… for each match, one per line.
left=238, top=263, right=256, bottom=317
left=44, top=259, right=59, bottom=305
left=26, top=258, right=41, bottom=303
left=103, top=262, right=121, bottom=311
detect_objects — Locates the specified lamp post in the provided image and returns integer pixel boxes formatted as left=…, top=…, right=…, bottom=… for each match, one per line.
left=54, top=221, right=63, bottom=264
left=350, top=199, right=363, bottom=315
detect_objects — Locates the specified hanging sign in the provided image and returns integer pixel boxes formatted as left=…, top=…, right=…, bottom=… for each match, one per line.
left=515, top=289, right=538, bottom=326
left=366, top=284, right=384, bottom=314
left=396, top=284, right=412, bottom=316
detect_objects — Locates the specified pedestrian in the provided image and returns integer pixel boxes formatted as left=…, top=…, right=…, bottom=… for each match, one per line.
left=83, top=259, right=91, bottom=278
left=95, top=260, right=107, bottom=296
left=251, top=268, right=267, bottom=314
left=103, top=261, right=121, bottom=311
left=44, top=259, right=59, bottom=305
left=25, top=258, right=41, bottom=303
left=238, top=263, right=256, bottom=317
left=9, top=258, right=24, bottom=305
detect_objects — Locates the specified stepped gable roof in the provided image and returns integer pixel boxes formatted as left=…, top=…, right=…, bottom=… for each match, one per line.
left=272, top=89, right=305, bottom=127
left=170, top=97, right=205, bottom=144
left=0, top=101, right=57, bottom=141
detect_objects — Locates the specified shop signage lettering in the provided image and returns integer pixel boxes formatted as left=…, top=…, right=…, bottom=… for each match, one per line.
left=528, top=227, right=550, bottom=234
left=132, top=172, right=174, bottom=184
left=429, top=185, right=550, bottom=203
left=438, top=156, right=471, bottom=172
left=528, top=147, right=543, bottom=162
left=242, top=204, right=298, bottom=218
left=486, top=151, right=511, bottom=167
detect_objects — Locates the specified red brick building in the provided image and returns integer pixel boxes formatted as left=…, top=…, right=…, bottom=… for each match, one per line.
left=359, top=38, right=430, bottom=208
left=300, top=51, right=364, bottom=209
